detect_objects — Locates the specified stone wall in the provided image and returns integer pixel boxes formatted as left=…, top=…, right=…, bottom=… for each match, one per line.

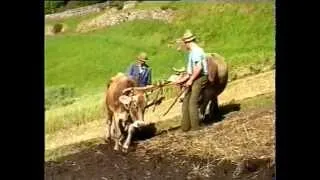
left=45, top=2, right=111, bottom=20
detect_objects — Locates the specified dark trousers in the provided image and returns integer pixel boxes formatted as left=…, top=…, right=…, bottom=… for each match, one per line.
left=181, top=75, right=208, bottom=131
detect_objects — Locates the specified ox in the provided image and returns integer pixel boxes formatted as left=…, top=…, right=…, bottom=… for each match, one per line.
left=167, top=52, right=228, bottom=120
left=104, top=73, right=160, bottom=152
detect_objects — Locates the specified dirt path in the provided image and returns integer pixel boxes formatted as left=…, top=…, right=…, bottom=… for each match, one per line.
left=46, top=70, right=275, bottom=151
left=45, top=107, right=275, bottom=180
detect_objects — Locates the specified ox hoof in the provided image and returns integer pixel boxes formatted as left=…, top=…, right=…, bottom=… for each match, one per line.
left=122, top=147, right=129, bottom=153
left=122, top=144, right=129, bottom=153
left=114, top=145, right=120, bottom=151
left=104, top=137, right=111, bottom=144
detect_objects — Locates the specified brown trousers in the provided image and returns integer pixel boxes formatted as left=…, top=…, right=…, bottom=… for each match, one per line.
left=181, top=75, right=208, bottom=131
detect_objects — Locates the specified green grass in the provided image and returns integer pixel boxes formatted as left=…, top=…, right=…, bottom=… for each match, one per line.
left=45, top=2, right=275, bottom=134
left=45, top=94, right=103, bottom=134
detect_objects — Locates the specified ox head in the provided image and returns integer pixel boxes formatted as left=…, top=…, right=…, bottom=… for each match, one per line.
left=118, top=86, right=154, bottom=123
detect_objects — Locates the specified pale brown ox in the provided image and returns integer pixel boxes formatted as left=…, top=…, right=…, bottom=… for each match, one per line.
left=104, top=73, right=158, bottom=152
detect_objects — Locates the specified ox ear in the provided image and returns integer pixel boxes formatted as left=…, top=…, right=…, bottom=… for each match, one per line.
left=119, top=95, right=132, bottom=108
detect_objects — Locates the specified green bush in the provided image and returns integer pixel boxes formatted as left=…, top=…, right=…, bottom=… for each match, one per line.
left=45, top=1, right=107, bottom=14
left=45, top=85, right=76, bottom=110
left=167, top=2, right=179, bottom=11
left=109, top=0, right=124, bottom=10
left=160, top=5, right=169, bottom=10
left=160, top=3, right=179, bottom=11
left=45, top=1, right=65, bottom=14
left=58, top=1, right=107, bottom=12
left=52, top=23, right=63, bottom=34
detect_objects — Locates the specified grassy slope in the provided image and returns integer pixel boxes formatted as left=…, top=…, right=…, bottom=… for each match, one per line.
left=45, top=2, right=275, bottom=134
left=46, top=3, right=274, bottom=94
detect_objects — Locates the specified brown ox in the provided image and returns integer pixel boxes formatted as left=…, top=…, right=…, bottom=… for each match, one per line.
left=200, top=53, right=228, bottom=119
left=104, top=73, right=156, bottom=152
left=168, top=52, right=229, bottom=120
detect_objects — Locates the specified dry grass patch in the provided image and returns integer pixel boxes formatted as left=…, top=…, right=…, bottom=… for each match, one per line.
left=45, top=120, right=104, bottom=151
left=140, top=108, right=275, bottom=165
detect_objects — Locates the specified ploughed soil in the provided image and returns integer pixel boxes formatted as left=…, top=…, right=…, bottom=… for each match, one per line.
left=45, top=107, right=275, bottom=180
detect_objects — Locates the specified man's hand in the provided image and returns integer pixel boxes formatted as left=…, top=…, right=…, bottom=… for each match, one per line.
left=185, top=79, right=193, bottom=87
left=174, top=74, right=190, bottom=85
left=173, top=80, right=184, bottom=85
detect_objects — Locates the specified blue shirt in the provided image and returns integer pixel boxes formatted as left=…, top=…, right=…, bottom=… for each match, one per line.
left=187, top=47, right=208, bottom=75
left=127, top=63, right=152, bottom=87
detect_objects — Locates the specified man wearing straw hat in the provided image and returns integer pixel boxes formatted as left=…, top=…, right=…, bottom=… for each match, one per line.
left=174, top=30, right=208, bottom=131
left=127, top=52, right=152, bottom=87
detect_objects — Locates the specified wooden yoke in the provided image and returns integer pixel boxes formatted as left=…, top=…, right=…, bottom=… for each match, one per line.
left=122, top=81, right=175, bottom=111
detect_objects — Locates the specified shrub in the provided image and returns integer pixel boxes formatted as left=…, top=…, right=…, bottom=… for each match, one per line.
left=61, top=1, right=106, bottom=11
left=160, top=3, right=178, bottom=11
left=52, top=23, right=64, bottom=34
left=160, top=5, right=169, bottom=11
left=109, top=0, right=124, bottom=10
left=45, top=1, right=65, bottom=14
left=45, top=85, right=76, bottom=110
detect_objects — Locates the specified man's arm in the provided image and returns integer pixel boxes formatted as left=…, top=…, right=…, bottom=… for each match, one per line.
left=184, top=52, right=203, bottom=87
left=189, top=63, right=202, bottom=82
left=190, top=51, right=204, bottom=80
left=175, top=73, right=190, bottom=84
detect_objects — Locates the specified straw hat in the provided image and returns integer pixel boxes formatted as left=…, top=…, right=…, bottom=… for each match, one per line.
left=182, top=29, right=196, bottom=43
left=136, top=52, right=149, bottom=62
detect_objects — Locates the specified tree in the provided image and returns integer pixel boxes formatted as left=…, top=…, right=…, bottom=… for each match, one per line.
left=44, top=1, right=65, bottom=14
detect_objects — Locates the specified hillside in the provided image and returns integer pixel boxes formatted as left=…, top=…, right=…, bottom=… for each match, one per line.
left=45, top=2, right=274, bottom=96
left=45, top=2, right=275, bottom=134
left=45, top=3, right=275, bottom=179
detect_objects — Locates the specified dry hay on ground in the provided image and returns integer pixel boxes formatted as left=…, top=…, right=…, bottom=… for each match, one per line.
left=138, top=108, right=275, bottom=165
left=45, top=107, right=275, bottom=180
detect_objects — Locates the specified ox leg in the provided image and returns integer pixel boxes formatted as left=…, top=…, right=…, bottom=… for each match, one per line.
left=210, top=97, right=221, bottom=120
left=104, top=118, right=112, bottom=143
left=104, top=109, right=113, bottom=143
left=199, top=88, right=212, bottom=121
left=110, top=119, right=122, bottom=151
left=122, top=124, right=136, bottom=153
left=118, top=120, right=128, bottom=147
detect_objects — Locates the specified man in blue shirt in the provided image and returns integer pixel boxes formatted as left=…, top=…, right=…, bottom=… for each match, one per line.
left=174, top=30, right=208, bottom=131
left=127, top=52, right=152, bottom=87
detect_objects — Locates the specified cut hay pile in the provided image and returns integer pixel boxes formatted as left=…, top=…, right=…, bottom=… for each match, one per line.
left=139, top=108, right=275, bottom=166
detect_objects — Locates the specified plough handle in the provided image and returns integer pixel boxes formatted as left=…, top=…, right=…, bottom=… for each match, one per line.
left=162, top=87, right=188, bottom=116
